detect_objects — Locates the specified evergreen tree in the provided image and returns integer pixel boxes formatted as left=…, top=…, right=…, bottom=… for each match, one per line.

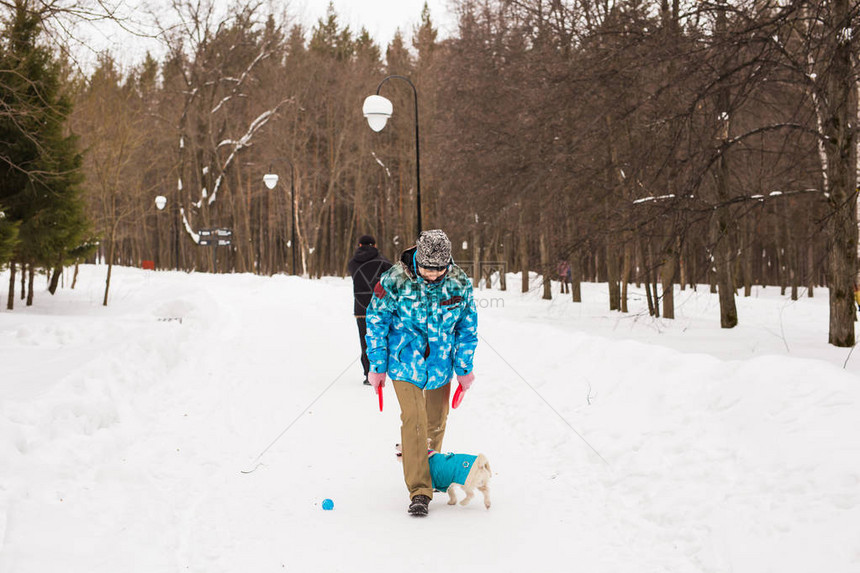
left=309, top=3, right=354, bottom=61
left=412, top=2, right=438, bottom=62
left=0, top=1, right=91, bottom=303
left=286, top=24, right=307, bottom=60
left=386, top=30, right=413, bottom=75
left=0, top=207, right=19, bottom=265
left=355, top=27, right=381, bottom=65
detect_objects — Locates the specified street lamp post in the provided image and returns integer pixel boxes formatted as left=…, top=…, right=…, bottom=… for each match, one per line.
left=363, top=75, right=422, bottom=233
left=154, top=196, right=167, bottom=270
left=263, top=160, right=298, bottom=275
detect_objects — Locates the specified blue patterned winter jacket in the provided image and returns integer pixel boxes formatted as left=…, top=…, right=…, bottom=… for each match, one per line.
left=365, top=247, right=478, bottom=390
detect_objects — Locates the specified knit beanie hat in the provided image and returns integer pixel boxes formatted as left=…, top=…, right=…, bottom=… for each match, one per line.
left=416, top=229, right=452, bottom=268
left=358, top=234, right=376, bottom=246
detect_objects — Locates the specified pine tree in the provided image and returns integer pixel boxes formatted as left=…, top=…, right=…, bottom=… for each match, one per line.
left=386, top=30, right=413, bottom=75
left=309, top=3, right=354, bottom=61
left=355, top=27, right=381, bottom=65
left=0, top=206, right=19, bottom=265
left=0, top=1, right=92, bottom=305
left=412, top=2, right=438, bottom=62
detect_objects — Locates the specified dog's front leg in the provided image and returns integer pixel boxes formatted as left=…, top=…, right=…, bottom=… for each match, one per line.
left=447, top=488, right=458, bottom=505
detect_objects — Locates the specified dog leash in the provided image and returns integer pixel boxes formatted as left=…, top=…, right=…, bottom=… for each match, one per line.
left=478, top=333, right=611, bottom=467
left=241, top=355, right=359, bottom=474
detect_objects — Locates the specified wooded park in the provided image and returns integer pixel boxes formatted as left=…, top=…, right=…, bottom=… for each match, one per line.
left=0, top=0, right=858, bottom=345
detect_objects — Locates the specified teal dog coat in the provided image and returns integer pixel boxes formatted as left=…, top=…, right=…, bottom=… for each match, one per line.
left=427, top=450, right=480, bottom=492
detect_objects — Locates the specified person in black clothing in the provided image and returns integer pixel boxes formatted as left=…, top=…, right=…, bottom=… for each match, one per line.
left=348, top=235, right=393, bottom=385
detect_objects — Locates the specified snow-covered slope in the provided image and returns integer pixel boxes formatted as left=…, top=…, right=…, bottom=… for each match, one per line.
left=1, top=266, right=857, bottom=572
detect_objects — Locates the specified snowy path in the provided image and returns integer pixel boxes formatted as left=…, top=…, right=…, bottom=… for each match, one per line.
left=1, top=267, right=858, bottom=572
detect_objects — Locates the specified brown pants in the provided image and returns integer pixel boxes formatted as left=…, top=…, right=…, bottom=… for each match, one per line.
left=392, top=380, right=451, bottom=499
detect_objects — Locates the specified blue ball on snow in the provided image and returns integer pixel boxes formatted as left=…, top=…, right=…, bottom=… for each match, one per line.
left=321, top=498, right=334, bottom=510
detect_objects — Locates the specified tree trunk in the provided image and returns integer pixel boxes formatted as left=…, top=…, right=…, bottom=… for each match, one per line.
left=484, top=228, right=501, bottom=290
left=713, top=212, right=738, bottom=327
left=48, top=254, right=63, bottom=295
left=641, top=239, right=655, bottom=316
left=778, top=204, right=789, bottom=296
left=620, top=241, right=631, bottom=313
left=713, top=0, right=738, bottom=328
left=648, top=240, right=660, bottom=317
left=823, top=0, right=856, bottom=346
left=104, top=236, right=116, bottom=306
left=540, top=222, right=551, bottom=300
left=790, top=250, right=799, bottom=301
left=679, top=239, right=687, bottom=291
left=499, top=230, right=508, bottom=291
left=607, top=244, right=620, bottom=310
left=26, top=265, right=34, bottom=306
left=519, top=212, right=529, bottom=293
left=472, top=229, right=481, bottom=288
left=661, top=236, right=677, bottom=319
left=328, top=192, right=336, bottom=276
left=604, top=113, right=623, bottom=311
left=743, top=218, right=753, bottom=297
left=6, top=261, right=15, bottom=310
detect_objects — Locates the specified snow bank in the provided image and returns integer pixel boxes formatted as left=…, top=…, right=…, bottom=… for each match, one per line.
left=0, top=266, right=857, bottom=572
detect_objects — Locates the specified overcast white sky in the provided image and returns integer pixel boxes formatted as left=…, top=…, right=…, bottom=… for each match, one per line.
left=300, top=0, right=457, bottom=47
left=71, top=0, right=457, bottom=70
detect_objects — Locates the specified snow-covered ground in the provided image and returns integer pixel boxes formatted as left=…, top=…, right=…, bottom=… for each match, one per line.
left=1, top=265, right=858, bottom=572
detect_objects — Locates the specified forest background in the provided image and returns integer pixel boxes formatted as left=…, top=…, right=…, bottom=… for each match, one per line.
left=0, top=0, right=858, bottom=346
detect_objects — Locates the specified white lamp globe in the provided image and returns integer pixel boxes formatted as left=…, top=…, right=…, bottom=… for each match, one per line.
left=155, top=195, right=167, bottom=210
left=263, top=173, right=279, bottom=190
left=363, top=94, right=393, bottom=132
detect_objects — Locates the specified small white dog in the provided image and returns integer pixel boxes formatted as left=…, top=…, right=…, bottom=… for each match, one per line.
left=396, top=441, right=492, bottom=509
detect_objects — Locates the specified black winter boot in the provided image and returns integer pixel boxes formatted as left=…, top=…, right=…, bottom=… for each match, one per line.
left=408, top=495, right=430, bottom=517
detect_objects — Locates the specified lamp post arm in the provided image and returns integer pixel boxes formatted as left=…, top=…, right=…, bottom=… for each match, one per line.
left=270, top=157, right=295, bottom=178
left=375, top=74, right=416, bottom=96
left=376, top=75, right=422, bottom=233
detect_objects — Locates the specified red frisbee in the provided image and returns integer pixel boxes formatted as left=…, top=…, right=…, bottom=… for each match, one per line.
left=452, top=384, right=465, bottom=409
left=377, top=386, right=384, bottom=412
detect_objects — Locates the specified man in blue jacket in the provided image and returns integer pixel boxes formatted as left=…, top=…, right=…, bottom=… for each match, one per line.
left=366, top=229, right=479, bottom=517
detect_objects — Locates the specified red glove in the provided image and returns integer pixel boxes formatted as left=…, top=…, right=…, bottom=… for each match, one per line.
left=368, top=372, right=386, bottom=390
left=456, top=372, right=475, bottom=391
